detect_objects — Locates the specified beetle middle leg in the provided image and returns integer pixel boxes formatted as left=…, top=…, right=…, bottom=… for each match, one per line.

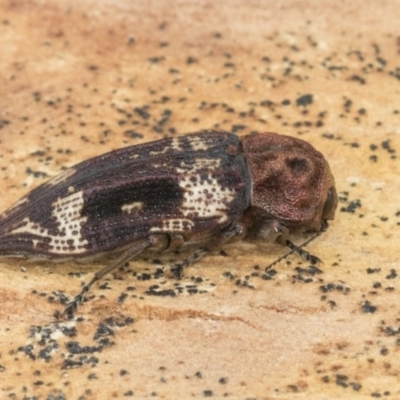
left=59, top=234, right=167, bottom=319
left=170, top=223, right=247, bottom=279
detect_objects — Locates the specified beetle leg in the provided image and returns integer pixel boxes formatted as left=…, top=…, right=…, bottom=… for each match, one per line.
left=170, top=223, right=247, bottom=278
left=59, top=235, right=163, bottom=319
left=257, top=220, right=290, bottom=245
left=170, top=248, right=208, bottom=279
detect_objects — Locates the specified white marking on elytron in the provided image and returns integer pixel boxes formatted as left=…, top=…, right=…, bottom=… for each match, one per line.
left=46, top=167, right=77, bottom=187
left=179, top=158, right=221, bottom=170
left=176, top=158, right=234, bottom=223
left=187, top=136, right=209, bottom=151
left=148, top=137, right=183, bottom=156
left=121, top=201, right=144, bottom=214
left=170, top=137, right=183, bottom=151
left=150, top=218, right=194, bottom=233
left=149, top=158, right=228, bottom=233
left=148, top=163, right=169, bottom=169
left=11, top=191, right=89, bottom=254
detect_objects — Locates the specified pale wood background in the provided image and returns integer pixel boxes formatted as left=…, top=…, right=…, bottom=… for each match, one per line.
left=0, top=0, right=399, bottom=398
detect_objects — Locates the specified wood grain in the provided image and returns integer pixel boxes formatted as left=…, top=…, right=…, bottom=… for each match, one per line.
left=0, top=0, right=399, bottom=398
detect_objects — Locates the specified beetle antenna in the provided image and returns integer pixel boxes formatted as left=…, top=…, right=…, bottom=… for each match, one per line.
left=265, top=222, right=328, bottom=270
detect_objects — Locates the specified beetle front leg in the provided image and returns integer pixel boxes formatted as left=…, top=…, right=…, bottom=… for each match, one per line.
left=59, top=234, right=166, bottom=319
left=257, top=219, right=289, bottom=245
left=170, top=223, right=247, bottom=279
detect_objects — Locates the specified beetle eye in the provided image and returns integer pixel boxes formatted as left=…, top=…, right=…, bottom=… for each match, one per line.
left=322, top=187, right=336, bottom=219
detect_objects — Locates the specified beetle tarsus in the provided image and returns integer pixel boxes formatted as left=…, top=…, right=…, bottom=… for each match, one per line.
left=59, top=284, right=90, bottom=319
left=170, top=248, right=208, bottom=279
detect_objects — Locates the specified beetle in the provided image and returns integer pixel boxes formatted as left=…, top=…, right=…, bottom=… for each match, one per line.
left=0, top=131, right=337, bottom=317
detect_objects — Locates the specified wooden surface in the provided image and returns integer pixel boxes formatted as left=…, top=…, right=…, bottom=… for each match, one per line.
left=0, top=0, right=400, bottom=398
